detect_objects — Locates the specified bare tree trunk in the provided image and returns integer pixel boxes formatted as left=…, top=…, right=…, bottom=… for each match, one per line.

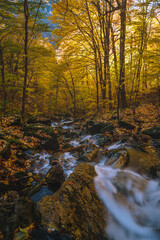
left=22, top=0, right=29, bottom=122
left=119, top=0, right=127, bottom=108
left=111, top=24, right=118, bottom=83
left=0, top=45, right=6, bottom=115
left=106, top=11, right=112, bottom=110
left=94, top=51, right=99, bottom=110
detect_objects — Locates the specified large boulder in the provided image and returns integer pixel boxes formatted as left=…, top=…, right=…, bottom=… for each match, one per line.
left=30, top=228, right=76, bottom=240
left=106, top=148, right=129, bottom=168
left=41, top=132, right=59, bottom=151
left=142, top=126, right=160, bottom=139
left=45, top=164, right=65, bottom=192
left=38, top=163, right=107, bottom=240
left=118, top=120, right=135, bottom=130
left=87, top=122, right=114, bottom=135
left=0, top=191, right=40, bottom=240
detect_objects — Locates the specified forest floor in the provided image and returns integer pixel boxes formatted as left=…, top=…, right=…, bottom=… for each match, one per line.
left=0, top=102, right=159, bottom=183
left=0, top=102, right=159, bottom=239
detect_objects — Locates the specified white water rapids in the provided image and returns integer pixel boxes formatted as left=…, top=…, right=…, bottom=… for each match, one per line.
left=94, top=165, right=160, bottom=240
left=29, top=119, right=160, bottom=239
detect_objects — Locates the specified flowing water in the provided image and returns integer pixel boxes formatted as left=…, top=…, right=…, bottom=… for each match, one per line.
left=94, top=166, right=160, bottom=240
left=29, top=119, right=160, bottom=239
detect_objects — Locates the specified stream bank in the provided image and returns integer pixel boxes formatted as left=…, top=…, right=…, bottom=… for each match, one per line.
left=0, top=115, right=160, bottom=239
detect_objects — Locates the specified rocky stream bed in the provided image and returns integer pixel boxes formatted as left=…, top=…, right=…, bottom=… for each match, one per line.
left=0, top=117, right=160, bottom=240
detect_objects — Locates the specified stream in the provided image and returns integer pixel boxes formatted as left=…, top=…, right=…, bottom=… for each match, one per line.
left=29, top=119, right=160, bottom=240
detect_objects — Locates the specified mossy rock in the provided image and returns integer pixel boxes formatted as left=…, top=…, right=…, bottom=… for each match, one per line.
left=38, top=163, right=107, bottom=240
left=41, top=126, right=55, bottom=136
left=142, top=126, right=160, bottom=139
left=88, top=122, right=114, bottom=134
left=118, top=120, right=135, bottom=130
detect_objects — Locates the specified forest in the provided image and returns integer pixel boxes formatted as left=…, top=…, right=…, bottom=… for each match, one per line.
left=0, top=0, right=160, bottom=240
left=0, top=0, right=159, bottom=120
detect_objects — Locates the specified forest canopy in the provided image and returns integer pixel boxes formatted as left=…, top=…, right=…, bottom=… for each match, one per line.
left=0, top=0, right=159, bottom=119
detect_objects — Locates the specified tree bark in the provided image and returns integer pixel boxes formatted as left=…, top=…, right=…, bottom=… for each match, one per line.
left=22, top=0, right=29, bottom=122
left=119, top=0, right=127, bottom=108
left=0, top=45, right=6, bottom=115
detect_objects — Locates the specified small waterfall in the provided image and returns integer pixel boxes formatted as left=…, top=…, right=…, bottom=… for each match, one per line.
left=94, top=165, right=160, bottom=240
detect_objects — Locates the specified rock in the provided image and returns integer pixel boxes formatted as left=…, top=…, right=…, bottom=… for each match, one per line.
left=10, top=172, right=31, bottom=193
left=142, top=126, right=160, bottom=139
left=118, top=120, right=135, bottom=130
left=27, top=183, right=43, bottom=198
left=38, top=163, right=107, bottom=240
left=30, top=228, right=76, bottom=240
left=41, top=133, right=59, bottom=151
left=0, top=191, right=40, bottom=240
left=61, top=119, right=73, bottom=126
left=77, top=154, right=89, bottom=162
left=1, top=142, right=11, bottom=159
left=149, top=165, right=160, bottom=179
left=151, top=139, right=160, bottom=149
left=88, top=122, right=114, bottom=135
left=27, top=117, right=51, bottom=125
left=86, top=149, right=100, bottom=163
left=95, top=134, right=111, bottom=147
left=151, top=139, right=160, bottom=156
left=63, top=130, right=79, bottom=139
left=127, top=146, right=160, bottom=175
left=45, top=164, right=65, bottom=192
left=106, top=149, right=129, bottom=168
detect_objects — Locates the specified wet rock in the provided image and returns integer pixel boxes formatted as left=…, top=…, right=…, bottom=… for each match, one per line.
left=49, top=156, right=60, bottom=166
left=142, top=126, right=160, bottom=139
left=41, top=133, right=59, bottom=151
left=113, top=170, right=148, bottom=198
left=118, top=120, right=135, bottom=130
left=86, top=149, right=100, bottom=163
left=45, top=164, right=65, bottom=192
left=151, top=139, right=160, bottom=156
left=38, top=163, right=107, bottom=240
left=149, top=165, right=160, bottom=179
left=1, top=142, right=11, bottom=159
left=106, top=149, right=129, bottom=168
left=27, top=117, right=51, bottom=125
left=63, top=130, right=79, bottom=139
left=88, top=122, right=114, bottom=135
left=27, top=183, right=43, bottom=198
left=61, top=119, right=73, bottom=126
left=151, top=139, right=160, bottom=149
left=50, top=160, right=60, bottom=166
left=127, top=147, right=160, bottom=175
left=30, top=228, right=76, bottom=240
left=128, top=141, right=147, bottom=152
left=77, top=154, right=89, bottom=162
left=10, top=172, right=31, bottom=193
left=0, top=191, right=40, bottom=240
left=95, top=134, right=111, bottom=147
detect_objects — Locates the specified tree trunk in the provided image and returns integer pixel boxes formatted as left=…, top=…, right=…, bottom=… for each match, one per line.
left=106, top=11, right=112, bottom=110
left=119, top=0, right=127, bottom=108
left=0, top=45, right=6, bottom=115
left=22, top=0, right=29, bottom=122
